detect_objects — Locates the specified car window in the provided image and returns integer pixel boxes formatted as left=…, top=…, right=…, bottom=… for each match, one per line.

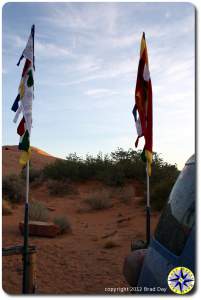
left=155, top=162, right=195, bottom=256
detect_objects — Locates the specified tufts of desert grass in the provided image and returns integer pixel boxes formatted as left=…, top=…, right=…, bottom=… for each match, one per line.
left=53, top=216, right=71, bottom=234
left=84, top=190, right=113, bottom=211
left=118, top=186, right=135, bottom=204
left=2, top=200, right=13, bottom=216
left=76, top=206, right=90, bottom=214
left=103, top=238, right=120, bottom=249
left=29, top=201, right=49, bottom=222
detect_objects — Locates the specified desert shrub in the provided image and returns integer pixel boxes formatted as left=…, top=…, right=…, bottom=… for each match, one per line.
left=30, top=173, right=45, bottom=188
left=42, top=149, right=179, bottom=211
left=111, top=148, right=146, bottom=181
left=118, top=186, right=135, bottom=204
left=150, top=179, right=176, bottom=211
left=42, top=149, right=170, bottom=185
left=43, top=156, right=87, bottom=181
left=150, top=153, right=179, bottom=186
left=2, top=200, right=13, bottom=216
left=21, top=167, right=43, bottom=183
left=43, top=160, right=67, bottom=180
left=148, top=154, right=179, bottom=211
left=84, top=190, right=112, bottom=210
left=29, top=201, right=49, bottom=222
left=47, top=179, right=77, bottom=196
left=2, top=174, right=25, bottom=203
left=99, top=167, right=126, bottom=187
left=103, top=239, right=119, bottom=249
left=30, top=168, right=43, bottom=183
left=53, top=216, right=71, bottom=234
left=42, top=149, right=178, bottom=187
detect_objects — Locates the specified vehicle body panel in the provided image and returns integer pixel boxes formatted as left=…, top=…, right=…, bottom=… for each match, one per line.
left=123, top=155, right=195, bottom=294
left=138, top=155, right=195, bottom=292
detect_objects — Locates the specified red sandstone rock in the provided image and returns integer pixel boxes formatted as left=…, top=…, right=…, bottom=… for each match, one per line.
left=19, top=221, right=60, bottom=238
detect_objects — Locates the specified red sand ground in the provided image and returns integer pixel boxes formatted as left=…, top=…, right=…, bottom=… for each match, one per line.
left=2, top=146, right=160, bottom=294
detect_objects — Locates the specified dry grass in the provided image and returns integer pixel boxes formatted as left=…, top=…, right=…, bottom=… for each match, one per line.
left=29, top=201, right=49, bottom=222
left=2, top=174, right=25, bottom=203
left=118, top=186, right=135, bottom=204
left=53, top=216, right=71, bottom=234
left=84, top=190, right=113, bottom=210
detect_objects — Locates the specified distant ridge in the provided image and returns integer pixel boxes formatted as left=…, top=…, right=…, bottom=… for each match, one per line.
left=2, top=145, right=59, bottom=176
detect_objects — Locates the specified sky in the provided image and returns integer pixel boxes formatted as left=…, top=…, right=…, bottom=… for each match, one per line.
left=2, top=2, right=195, bottom=170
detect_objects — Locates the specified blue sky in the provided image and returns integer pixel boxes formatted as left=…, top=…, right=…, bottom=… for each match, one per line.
left=2, top=2, right=195, bottom=169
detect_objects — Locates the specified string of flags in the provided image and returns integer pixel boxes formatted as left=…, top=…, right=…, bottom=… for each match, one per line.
left=133, top=32, right=153, bottom=176
left=11, top=25, right=35, bottom=166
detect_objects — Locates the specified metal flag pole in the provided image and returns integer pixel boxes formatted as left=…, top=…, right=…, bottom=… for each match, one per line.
left=22, top=24, right=35, bottom=294
left=22, top=160, right=30, bottom=293
left=146, top=161, right=151, bottom=246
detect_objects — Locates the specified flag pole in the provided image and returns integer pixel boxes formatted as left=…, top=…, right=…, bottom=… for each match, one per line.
left=146, top=161, right=151, bottom=246
left=22, top=24, right=35, bottom=294
left=22, top=159, right=30, bottom=293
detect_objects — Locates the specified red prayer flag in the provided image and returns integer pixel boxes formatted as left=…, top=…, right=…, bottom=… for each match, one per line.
left=132, top=32, right=153, bottom=175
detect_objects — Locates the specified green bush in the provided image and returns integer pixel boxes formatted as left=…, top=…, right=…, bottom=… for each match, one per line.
left=53, top=216, right=71, bottom=234
left=2, top=174, right=25, bottom=203
left=111, top=148, right=146, bottom=180
left=150, top=179, right=176, bottom=211
left=41, top=148, right=179, bottom=211
left=42, top=149, right=148, bottom=184
left=21, top=167, right=43, bottom=183
left=47, top=179, right=77, bottom=196
left=84, top=190, right=113, bottom=210
left=99, top=167, right=126, bottom=187
left=29, top=201, right=49, bottom=222
left=43, top=157, right=87, bottom=181
left=147, top=153, right=179, bottom=211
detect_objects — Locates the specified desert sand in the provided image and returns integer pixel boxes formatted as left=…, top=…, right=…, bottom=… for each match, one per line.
left=2, top=146, right=160, bottom=294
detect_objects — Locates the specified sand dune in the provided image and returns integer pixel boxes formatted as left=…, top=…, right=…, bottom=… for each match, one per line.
left=2, top=145, right=57, bottom=176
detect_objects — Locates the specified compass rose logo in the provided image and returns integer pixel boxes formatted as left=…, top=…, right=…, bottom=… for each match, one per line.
left=168, top=267, right=195, bottom=294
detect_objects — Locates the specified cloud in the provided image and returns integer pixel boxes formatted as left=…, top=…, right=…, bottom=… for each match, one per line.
left=165, top=58, right=194, bottom=80
left=70, top=56, right=103, bottom=73
left=38, top=54, right=135, bottom=87
left=67, top=57, right=136, bottom=85
left=3, top=33, right=73, bottom=60
left=85, top=88, right=118, bottom=98
left=35, top=40, right=72, bottom=58
left=32, top=2, right=194, bottom=93
left=38, top=3, right=120, bottom=34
